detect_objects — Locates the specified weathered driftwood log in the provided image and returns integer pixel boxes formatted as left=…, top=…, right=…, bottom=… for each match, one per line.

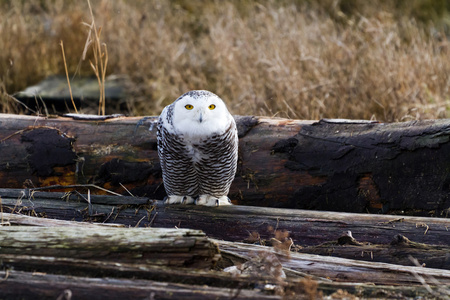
left=1, top=188, right=449, bottom=270
left=0, top=270, right=281, bottom=300
left=295, top=233, right=450, bottom=270
left=1, top=113, right=450, bottom=215
left=0, top=212, right=124, bottom=227
left=0, top=223, right=447, bottom=299
left=0, top=226, right=220, bottom=270
left=2, top=268, right=444, bottom=300
left=218, top=240, right=450, bottom=286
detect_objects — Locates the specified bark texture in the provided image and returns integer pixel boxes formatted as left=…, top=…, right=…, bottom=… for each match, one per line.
left=1, top=114, right=450, bottom=215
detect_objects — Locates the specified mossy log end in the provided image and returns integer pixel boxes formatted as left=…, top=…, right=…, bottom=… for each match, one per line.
left=1, top=114, right=450, bottom=215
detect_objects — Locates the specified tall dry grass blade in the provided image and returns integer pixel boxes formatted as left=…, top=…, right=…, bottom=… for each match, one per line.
left=59, top=40, right=78, bottom=113
left=87, top=0, right=107, bottom=116
left=35, top=95, right=49, bottom=117
left=3, top=93, right=36, bottom=114
left=101, top=43, right=108, bottom=116
left=0, top=196, right=3, bottom=226
left=81, top=22, right=94, bottom=60
left=78, top=0, right=108, bottom=115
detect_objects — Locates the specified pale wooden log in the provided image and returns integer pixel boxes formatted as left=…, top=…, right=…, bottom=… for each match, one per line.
left=0, top=114, right=450, bottom=214
left=217, top=240, right=450, bottom=287
left=0, top=226, right=220, bottom=270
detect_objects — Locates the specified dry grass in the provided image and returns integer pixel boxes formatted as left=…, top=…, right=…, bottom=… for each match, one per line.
left=1, top=0, right=450, bottom=121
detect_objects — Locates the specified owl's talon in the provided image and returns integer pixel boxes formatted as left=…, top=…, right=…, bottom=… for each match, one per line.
left=219, top=196, right=233, bottom=206
left=196, top=194, right=232, bottom=206
left=165, top=195, right=195, bottom=205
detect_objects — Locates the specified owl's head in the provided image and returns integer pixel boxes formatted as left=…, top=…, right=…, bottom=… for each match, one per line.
left=171, top=90, right=233, bottom=138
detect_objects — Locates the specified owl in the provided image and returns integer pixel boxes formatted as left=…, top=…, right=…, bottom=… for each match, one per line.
left=156, top=90, right=238, bottom=206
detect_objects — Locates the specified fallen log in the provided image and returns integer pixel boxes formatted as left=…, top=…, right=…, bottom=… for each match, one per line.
left=0, top=220, right=447, bottom=299
left=0, top=226, right=447, bottom=299
left=0, top=212, right=124, bottom=227
left=1, top=113, right=450, bottom=215
left=218, top=240, right=450, bottom=289
left=1, top=188, right=449, bottom=270
left=295, top=233, right=450, bottom=270
left=0, top=270, right=280, bottom=300
left=0, top=226, right=220, bottom=270
left=2, top=268, right=444, bottom=300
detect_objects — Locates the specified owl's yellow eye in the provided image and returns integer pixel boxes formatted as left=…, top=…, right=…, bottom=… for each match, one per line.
left=185, top=104, right=194, bottom=110
left=208, top=104, right=216, bottom=110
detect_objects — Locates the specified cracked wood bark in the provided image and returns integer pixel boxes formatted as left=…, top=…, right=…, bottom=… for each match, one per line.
left=1, top=114, right=450, bottom=215
left=1, top=188, right=449, bottom=270
left=0, top=226, right=220, bottom=270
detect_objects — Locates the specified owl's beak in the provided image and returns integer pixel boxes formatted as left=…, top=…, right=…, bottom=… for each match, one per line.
left=198, top=112, right=203, bottom=123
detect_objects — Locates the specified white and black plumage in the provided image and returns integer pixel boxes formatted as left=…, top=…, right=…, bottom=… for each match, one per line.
left=156, top=90, right=238, bottom=206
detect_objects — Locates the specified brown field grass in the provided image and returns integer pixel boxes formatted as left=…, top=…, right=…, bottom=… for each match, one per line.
left=0, top=0, right=449, bottom=121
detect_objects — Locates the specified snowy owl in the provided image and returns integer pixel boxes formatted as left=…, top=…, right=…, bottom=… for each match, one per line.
left=156, top=90, right=238, bottom=206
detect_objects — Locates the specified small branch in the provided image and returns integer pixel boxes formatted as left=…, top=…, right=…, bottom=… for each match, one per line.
left=30, top=184, right=123, bottom=197
left=134, top=215, right=146, bottom=227
left=148, top=212, right=158, bottom=227
left=119, top=183, right=134, bottom=197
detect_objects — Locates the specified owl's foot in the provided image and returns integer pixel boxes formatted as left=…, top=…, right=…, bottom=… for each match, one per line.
left=164, top=195, right=195, bottom=205
left=195, top=195, right=232, bottom=206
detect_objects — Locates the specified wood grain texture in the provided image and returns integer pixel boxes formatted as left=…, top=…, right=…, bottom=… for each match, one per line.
left=0, top=226, right=220, bottom=270
left=218, top=240, right=450, bottom=286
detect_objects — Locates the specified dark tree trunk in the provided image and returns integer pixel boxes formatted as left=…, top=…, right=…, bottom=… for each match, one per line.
left=1, top=114, right=450, bottom=215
